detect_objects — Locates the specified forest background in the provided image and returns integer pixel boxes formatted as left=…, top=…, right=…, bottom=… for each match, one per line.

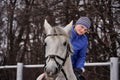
left=0, top=0, right=120, bottom=80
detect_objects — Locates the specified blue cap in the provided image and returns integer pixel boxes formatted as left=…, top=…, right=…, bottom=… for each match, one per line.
left=75, top=17, right=91, bottom=29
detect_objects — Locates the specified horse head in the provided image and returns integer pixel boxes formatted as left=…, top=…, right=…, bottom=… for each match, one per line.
left=44, top=19, right=73, bottom=77
left=38, top=19, right=77, bottom=80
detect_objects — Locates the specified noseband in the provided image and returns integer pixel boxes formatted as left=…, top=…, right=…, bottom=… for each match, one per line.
left=44, top=34, right=72, bottom=80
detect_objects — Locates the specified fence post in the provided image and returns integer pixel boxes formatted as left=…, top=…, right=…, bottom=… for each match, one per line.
left=16, top=63, right=23, bottom=80
left=110, top=57, right=119, bottom=80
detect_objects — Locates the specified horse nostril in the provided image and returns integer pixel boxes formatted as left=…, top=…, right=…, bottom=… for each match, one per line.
left=54, top=67, right=59, bottom=74
left=45, top=69, right=50, bottom=75
left=44, top=67, right=51, bottom=75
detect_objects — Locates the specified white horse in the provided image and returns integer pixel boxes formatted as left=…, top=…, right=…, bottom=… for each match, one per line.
left=37, top=20, right=77, bottom=80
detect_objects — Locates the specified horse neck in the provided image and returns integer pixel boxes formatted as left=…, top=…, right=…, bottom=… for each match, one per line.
left=62, top=55, right=77, bottom=80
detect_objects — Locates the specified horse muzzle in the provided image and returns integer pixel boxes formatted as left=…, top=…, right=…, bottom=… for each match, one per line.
left=44, top=60, right=60, bottom=76
left=44, top=67, right=59, bottom=76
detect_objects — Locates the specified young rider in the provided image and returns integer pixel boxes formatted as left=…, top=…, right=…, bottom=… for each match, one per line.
left=70, top=17, right=91, bottom=78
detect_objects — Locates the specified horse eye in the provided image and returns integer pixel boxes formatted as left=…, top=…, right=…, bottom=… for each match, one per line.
left=63, top=42, right=67, bottom=46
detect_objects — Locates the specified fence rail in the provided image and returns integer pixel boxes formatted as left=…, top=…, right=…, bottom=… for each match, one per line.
left=0, top=57, right=119, bottom=80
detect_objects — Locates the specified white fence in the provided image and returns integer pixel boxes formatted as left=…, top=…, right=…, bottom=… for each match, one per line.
left=0, top=57, right=119, bottom=80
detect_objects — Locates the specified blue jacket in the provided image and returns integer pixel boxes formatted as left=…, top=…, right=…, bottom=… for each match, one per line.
left=70, top=27, right=88, bottom=69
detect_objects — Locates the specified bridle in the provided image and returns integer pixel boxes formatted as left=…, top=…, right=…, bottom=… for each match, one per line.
left=44, top=34, right=72, bottom=80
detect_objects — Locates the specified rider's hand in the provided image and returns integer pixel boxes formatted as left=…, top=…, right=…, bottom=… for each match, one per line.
left=81, top=67, right=85, bottom=73
left=73, top=68, right=86, bottom=80
left=73, top=68, right=85, bottom=74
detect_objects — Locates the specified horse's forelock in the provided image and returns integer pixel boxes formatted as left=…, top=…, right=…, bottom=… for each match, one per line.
left=52, top=26, right=68, bottom=37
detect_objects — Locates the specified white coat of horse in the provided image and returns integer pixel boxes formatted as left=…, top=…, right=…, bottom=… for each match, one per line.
left=37, top=20, right=77, bottom=80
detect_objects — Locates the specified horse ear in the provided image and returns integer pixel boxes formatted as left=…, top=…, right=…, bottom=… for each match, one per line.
left=64, top=20, right=73, bottom=35
left=44, top=19, right=52, bottom=34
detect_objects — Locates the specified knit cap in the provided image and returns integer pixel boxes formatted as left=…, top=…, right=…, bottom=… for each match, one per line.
left=75, top=17, right=91, bottom=29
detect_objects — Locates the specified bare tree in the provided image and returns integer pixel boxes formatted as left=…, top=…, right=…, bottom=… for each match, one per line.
left=0, top=0, right=119, bottom=80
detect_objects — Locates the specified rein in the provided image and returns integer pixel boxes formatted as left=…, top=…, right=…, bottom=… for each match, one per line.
left=44, top=34, right=71, bottom=80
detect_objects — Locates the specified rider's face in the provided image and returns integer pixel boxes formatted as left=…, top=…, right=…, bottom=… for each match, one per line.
left=74, top=24, right=87, bottom=35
